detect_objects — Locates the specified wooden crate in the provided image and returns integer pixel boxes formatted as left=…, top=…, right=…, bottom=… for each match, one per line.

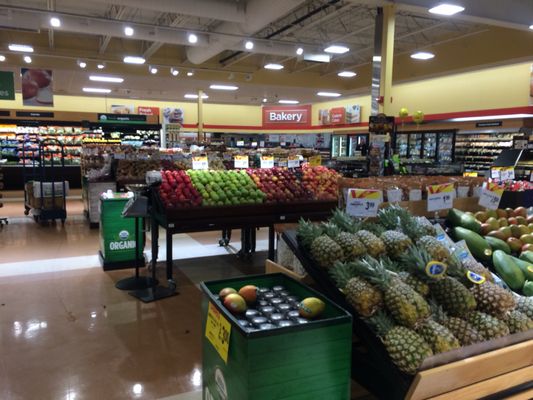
left=265, top=259, right=314, bottom=285
left=379, top=197, right=483, bottom=218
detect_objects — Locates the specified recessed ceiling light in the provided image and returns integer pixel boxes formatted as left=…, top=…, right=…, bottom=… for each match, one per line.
left=124, top=26, right=134, bottom=36
left=278, top=99, right=299, bottom=104
left=245, top=40, right=254, bottom=50
left=123, top=56, right=145, bottom=64
left=262, top=98, right=268, bottom=103
left=411, top=51, right=435, bottom=60
left=428, top=4, right=465, bottom=16
left=184, top=93, right=208, bottom=99
left=83, top=87, right=111, bottom=93
left=264, top=63, right=284, bottom=70
left=50, top=17, right=61, bottom=28
left=296, top=47, right=304, bottom=55
left=529, top=24, right=533, bottom=30
left=9, top=44, right=33, bottom=53
left=0, top=55, right=5, bottom=62
left=149, top=66, right=158, bottom=74
left=23, top=56, right=32, bottom=64
left=97, top=63, right=105, bottom=69
left=170, top=68, right=179, bottom=76
left=337, top=71, right=356, bottom=78
left=89, top=75, right=124, bottom=83
left=77, top=60, right=86, bottom=68
left=188, top=33, right=198, bottom=44
left=372, top=56, right=382, bottom=62
left=324, top=45, right=349, bottom=54
left=317, top=91, right=341, bottom=97
left=187, top=70, right=194, bottom=77
left=210, top=84, right=238, bottom=91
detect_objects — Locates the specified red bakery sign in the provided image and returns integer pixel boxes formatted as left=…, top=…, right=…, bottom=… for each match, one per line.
left=137, top=106, right=160, bottom=116
left=262, top=105, right=311, bottom=128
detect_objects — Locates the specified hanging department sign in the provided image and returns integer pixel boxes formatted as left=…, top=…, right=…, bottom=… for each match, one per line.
left=262, top=105, right=311, bottom=128
left=137, top=106, right=159, bottom=116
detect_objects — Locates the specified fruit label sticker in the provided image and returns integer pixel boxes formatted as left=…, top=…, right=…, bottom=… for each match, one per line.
left=205, top=302, right=231, bottom=363
left=234, top=155, right=249, bottom=169
left=309, top=155, right=322, bottom=167
left=466, top=271, right=486, bottom=285
left=192, top=156, right=208, bottom=170
left=490, top=167, right=502, bottom=179
left=260, top=156, right=274, bottom=169
left=500, top=167, right=515, bottom=181
left=427, top=183, right=454, bottom=212
left=528, top=266, right=533, bottom=273
left=346, top=189, right=382, bottom=217
left=478, top=182, right=504, bottom=210
left=425, top=261, right=447, bottom=278
left=287, top=156, right=300, bottom=168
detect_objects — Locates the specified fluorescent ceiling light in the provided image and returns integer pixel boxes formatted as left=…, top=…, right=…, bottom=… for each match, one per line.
left=184, top=93, right=208, bottom=99
left=296, top=47, right=304, bottom=55
left=124, top=26, right=134, bottom=36
left=78, top=60, right=86, bottom=68
left=372, top=56, right=382, bottom=62
left=303, top=53, right=331, bottom=63
left=97, top=63, right=105, bottom=69
left=50, top=17, right=61, bottom=28
left=451, top=114, right=533, bottom=122
left=89, top=75, right=124, bottom=83
left=209, top=84, right=238, bottom=91
left=0, top=55, right=5, bottom=62
left=264, top=63, right=284, bottom=70
left=411, top=51, right=435, bottom=60
left=188, top=33, right=198, bottom=44
left=9, top=44, right=33, bottom=53
left=170, top=68, right=179, bottom=76
left=428, top=4, right=465, bottom=16
left=317, top=91, right=341, bottom=97
left=245, top=40, right=254, bottom=50
left=187, top=71, right=194, bottom=76
left=23, top=56, right=32, bottom=63
left=262, top=98, right=267, bottom=103
left=529, top=24, right=533, bottom=30
left=149, top=66, right=158, bottom=74
left=123, top=56, right=145, bottom=64
left=278, top=99, right=299, bottom=104
left=337, top=71, right=356, bottom=78
left=324, top=45, right=349, bottom=54
left=83, top=87, right=111, bottom=93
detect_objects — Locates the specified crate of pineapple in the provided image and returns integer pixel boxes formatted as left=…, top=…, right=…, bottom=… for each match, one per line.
left=281, top=206, right=533, bottom=399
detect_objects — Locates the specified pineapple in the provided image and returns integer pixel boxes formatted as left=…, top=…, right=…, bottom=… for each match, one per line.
left=467, top=311, right=510, bottom=340
left=377, top=205, right=410, bottom=230
left=470, top=282, right=516, bottom=318
left=355, top=230, right=386, bottom=258
left=416, top=235, right=450, bottom=262
left=352, top=257, right=430, bottom=328
left=414, top=217, right=437, bottom=237
left=460, top=258, right=494, bottom=284
left=360, top=221, right=386, bottom=237
left=433, top=306, right=484, bottom=346
left=401, top=215, right=437, bottom=242
left=415, top=318, right=461, bottom=354
left=516, top=296, right=533, bottom=319
left=297, top=219, right=344, bottom=269
left=370, top=312, right=433, bottom=375
left=398, top=271, right=430, bottom=297
left=502, top=310, right=533, bottom=334
left=401, top=247, right=477, bottom=317
left=322, top=223, right=366, bottom=261
left=330, top=208, right=360, bottom=233
left=330, top=262, right=383, bottom=317
left=381, top=230, right=413, bottom=259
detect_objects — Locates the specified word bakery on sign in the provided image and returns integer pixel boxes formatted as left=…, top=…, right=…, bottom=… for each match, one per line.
left=262, top=105, right=311, bottom=128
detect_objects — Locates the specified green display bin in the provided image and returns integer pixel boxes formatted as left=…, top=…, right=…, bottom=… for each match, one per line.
left=201, top=273, right=352, bottom=400
left=99, top=192, right=144, bottom=270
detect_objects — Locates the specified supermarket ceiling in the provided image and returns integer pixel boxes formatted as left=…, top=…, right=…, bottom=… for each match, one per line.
left=0, top=0, right=531, bottom=105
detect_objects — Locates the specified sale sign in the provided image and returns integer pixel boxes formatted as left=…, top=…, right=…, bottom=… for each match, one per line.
left=137, top=106, right=159, bottom=116
left=346, top=189, right=383, bottom=217
left=262, top=105, right=311, bottom=128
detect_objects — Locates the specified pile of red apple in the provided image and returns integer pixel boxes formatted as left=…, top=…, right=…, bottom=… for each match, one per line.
left=159, top=170, right=202, bottom=208
left=301, top=165, right=339, bottom=201
left=246, top=167, right=312, bottom=203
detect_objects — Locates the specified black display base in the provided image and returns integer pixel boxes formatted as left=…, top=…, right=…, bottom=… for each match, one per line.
left=99, top=251, right=146, bottom=271
left=129, top=284, right=178, bottom=303
left=115, top=276, right=157, bottom=291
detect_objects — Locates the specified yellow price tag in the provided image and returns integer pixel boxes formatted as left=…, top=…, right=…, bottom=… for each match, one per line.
left=309, top=155, right=322, bottom=166
left=205, top=302, right=231, bottom=363
left=463, top=172, right=478, bottom=177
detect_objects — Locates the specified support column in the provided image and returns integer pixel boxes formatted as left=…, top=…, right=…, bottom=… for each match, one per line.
left=379, top=4, right=395, bottom=115
left=197, top=89, right=204, bottom=142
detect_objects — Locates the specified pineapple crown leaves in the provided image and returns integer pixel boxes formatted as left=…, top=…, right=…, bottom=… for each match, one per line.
left=428, top=299, right=448, bottom=322
left=297, top=218, right=324, bottom=249
left=360, top=221, right=386, bottom=237
left=352, top=256, right=394, bottom=288
left=321, top=222, right=342, bottom=238
left=330, top=261, right=357, bottom=289
left=330, top=208, right=361, bottom=234
left=367, top=310, right=395, bottom=337
left=377, top=205, right=411, bottom=231
left=446, top=251, right=468, bottom=279
left=400, top=246, right=445, bottom=281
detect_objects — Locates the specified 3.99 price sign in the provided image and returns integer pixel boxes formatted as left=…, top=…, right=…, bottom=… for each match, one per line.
left=346, top=189, right=382, bottom=217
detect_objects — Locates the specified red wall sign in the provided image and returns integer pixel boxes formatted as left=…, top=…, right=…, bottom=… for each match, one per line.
left=329, top=107, right=346, bottom=125
left=137, top=106, right=160, bottom=116
left=262, top=105, right=311, bottom=128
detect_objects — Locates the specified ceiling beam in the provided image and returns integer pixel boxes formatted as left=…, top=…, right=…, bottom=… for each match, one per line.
left=99, top=5, right=128, bottom=55
left=47, top=0, right=55, bottom=48
left=143, top=13, right=188, bottom=59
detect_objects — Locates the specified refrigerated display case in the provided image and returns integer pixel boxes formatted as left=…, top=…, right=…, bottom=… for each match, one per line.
left=395, top=133, right=409, bottom=157
left=408, top=133, right=423, bottom=159
left=422, top=132, right=437, bottom=159
left=437, top=131, right=455, bottom=163
left=394, top=130, right=455, bottom=163
left=331, top=134, right=348, bottom=158
left=348, top=134, right=369, bottom=157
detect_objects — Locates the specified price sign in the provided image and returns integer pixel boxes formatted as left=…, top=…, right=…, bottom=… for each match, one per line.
left=491, top=167, right=501, bottom=179
left=260, top=156, right=274, bottom=169
left=278, top=158, right=288, bottom=167
left=530, top=171, right=533, bottom=182
left=234, top=155, right=249, bottom=169
left=500, top=167, right=515, bottom=181
left=288, top=156, right=300, bottom=168
left=463, top=172, right=478, bottom=177
left=251, top=142, right=258, bottom=147
left=346, top=189, right=383, bottom=217
left=192, top=156, right=209, bottom=170
left=427, top=183, right=454, bottom=212
left=205, top=302, right=231, bottom=363
left=309, top=155, right=322, bottom=166
left=236, top=140, right=245, bottom=147
left=478, top=182, right=504, bottom=209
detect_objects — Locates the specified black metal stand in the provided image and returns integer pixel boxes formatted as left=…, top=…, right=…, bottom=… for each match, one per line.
left=116, top=216, right=157, bottom=291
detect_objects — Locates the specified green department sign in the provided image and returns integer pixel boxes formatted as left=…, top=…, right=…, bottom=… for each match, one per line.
left=0, top=71, right=15, bottom=100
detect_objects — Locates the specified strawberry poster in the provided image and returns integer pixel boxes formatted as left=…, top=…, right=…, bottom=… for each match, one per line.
left=21, top=68, right=53, bottom=107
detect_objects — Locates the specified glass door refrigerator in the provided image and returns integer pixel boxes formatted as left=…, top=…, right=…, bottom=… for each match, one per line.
left=331, top=134, right=348, bottom=158
left=394, top=133, right=409, bottom=157
left=436, top=131, right=455, bottom=163
left=422, top=132, right=438, bottom=160
left=408, top=133, right=423, bottom=159
left=348, top=134, right=369, bottom=156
